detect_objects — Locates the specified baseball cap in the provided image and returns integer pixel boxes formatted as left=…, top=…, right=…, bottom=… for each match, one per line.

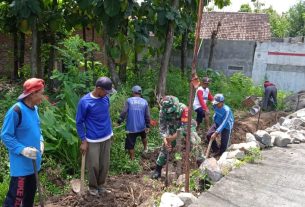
left=95, top=77, right=116, bottom=94
left=212, top=94, right=225, bottom=105
left=18, top=78, right=45, bottom=100
left=202, top=77, right=211, bottom=84
left=132, top=85, right=142, bottom=94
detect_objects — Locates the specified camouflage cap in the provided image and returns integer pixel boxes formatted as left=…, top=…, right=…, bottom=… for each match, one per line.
left=161, top=96, right=180, bottom=114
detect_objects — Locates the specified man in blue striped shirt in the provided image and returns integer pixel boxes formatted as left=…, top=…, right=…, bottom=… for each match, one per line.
left=206, top=94, right=234, bottom=156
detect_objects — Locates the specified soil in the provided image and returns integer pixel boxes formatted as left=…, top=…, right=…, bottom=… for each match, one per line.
left=44, top=111, right=288, bottom=207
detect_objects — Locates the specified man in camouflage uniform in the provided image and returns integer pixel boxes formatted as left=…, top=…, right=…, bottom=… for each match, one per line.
left=151, top=96, right=204, bottom=179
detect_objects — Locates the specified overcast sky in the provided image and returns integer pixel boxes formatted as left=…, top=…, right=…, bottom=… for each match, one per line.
left=136, top=0, right=300, bottom=14
left=211, top=0, right=299, bottom=14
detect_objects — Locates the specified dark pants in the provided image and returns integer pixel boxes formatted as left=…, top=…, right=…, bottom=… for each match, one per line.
left=125, top=131, right=146, bottom=150
left=206, top=124, right=231, bottom=155
left=195, top=108, right=205, bottom=124
left=3, top=174, right=36, bottom=207
left=263, top=86, right=277, bottom=111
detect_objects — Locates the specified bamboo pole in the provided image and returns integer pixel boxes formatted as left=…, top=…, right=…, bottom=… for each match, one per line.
left=185, top=0, right=205, bottom=192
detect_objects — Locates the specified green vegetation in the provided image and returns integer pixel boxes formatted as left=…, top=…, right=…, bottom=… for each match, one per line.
left=234, top=147, right=263, bottom=168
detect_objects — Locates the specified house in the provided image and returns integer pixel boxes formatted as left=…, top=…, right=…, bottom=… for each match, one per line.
left=199, top=12, right=271, bottom=77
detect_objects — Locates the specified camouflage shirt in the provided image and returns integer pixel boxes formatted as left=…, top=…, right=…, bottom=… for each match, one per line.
left=159, top=102, right=186, bottom=139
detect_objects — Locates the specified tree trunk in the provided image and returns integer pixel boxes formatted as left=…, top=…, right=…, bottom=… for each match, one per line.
left=18, top=32, right=25, bottom=70
left=103, top=32, right=121, bottom=87
left=156, top=0, right=179, bottom=100
left=134, top=45, right=138, bottom=75
left=181, top=29, right=188, bottom=75
left=82, top=25, right=87, bottom=71
left=13, top=31, right=19, bottom=80
left=37, top=31, right=42, bottom=78
left=119, top=63, right=127, bottom=83
left=31, top=18, right=38, bottom=77
left=118, top=19, right=128, bottom=83
left=91, top=27, right=95, bottom=70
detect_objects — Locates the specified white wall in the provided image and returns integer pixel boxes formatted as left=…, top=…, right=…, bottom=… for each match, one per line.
left=252, top=41, right=305, bottom=92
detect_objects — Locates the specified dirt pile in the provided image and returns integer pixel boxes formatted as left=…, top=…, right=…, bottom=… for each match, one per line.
left=231, top=111, right=288, bottom=144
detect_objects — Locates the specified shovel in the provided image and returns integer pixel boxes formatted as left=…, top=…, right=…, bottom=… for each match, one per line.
left=165, top=150, right=170, bottom=187
left=32, top=160, right=44, bottom=207
left=205, top=138, right=213, bottom=158
left=71, top=154, right=86, bottom=194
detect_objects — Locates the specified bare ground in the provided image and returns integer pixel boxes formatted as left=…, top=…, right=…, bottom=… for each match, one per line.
left=44, top=111, right=288, bottom=207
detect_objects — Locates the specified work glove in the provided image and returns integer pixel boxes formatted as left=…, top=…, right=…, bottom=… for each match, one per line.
left=40, top=141, right=44, bottom=155
left=21, top=147, right=38, bottom=160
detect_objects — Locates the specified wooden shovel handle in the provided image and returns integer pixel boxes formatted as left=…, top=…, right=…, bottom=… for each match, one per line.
left=206, top=138, right=213, bottom=158
left=80, top=153, right=86, bottom=194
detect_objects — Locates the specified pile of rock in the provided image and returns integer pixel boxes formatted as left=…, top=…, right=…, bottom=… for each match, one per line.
left=159, top=108, right=305, bottom=207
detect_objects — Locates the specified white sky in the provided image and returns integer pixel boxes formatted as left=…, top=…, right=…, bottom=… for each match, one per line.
left=137, top=0, right=300, bottom=14
left=210, top=0, right=299, bottom=14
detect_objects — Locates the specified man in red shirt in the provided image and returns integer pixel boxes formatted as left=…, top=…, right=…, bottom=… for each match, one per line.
left=193, top=77, right=214, bottom=131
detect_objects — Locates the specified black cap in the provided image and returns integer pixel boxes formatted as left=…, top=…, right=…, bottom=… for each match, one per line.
left=202, top=77, right=211, bottom=83
left=95, top=77, right=116, bottom=94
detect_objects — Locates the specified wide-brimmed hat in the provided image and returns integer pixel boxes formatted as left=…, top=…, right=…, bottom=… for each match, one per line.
left=18, top=78, right=45, bottom=100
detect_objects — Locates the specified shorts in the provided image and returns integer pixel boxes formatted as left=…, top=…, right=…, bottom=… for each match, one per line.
left=195, top=108, right=205, bottom=123
left=125, top=131, right=147, bottom=150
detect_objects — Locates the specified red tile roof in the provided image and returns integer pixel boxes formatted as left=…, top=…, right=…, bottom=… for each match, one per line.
left=200, top=12, right=271, bottom=41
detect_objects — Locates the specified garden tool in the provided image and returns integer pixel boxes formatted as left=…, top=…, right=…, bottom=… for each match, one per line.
left=71, top=153, right=86, bottom=194
left=32, top=160, right=44, bottom=207
left=205, top=138, right=213, bottom=159
left=165, top=150, right=170, bottom=187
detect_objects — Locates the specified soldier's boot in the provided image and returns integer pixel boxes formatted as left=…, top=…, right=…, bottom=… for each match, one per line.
left=151, top=165, right=162, bottom=179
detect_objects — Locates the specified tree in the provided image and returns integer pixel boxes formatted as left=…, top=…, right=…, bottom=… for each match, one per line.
left=239, top=3, right=252, bottom=12
left=287, top=1, right=305, bottom=37
left=156, top=0, right=179, bottom=100
left=263, top=7, right=289, bottom=38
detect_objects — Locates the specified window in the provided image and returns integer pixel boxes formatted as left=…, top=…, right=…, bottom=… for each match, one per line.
left=228, top=65, right=243, bottom=71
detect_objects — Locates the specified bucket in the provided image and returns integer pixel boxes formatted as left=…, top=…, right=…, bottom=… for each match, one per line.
left=250, top=105, right=260, bottom=115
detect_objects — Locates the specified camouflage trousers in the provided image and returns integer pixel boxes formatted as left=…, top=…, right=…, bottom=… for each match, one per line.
left=156, top=128, right=204, bottom=167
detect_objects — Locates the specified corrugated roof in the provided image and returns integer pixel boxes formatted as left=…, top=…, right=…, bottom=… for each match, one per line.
left=200, top=12, right=271, bottom=41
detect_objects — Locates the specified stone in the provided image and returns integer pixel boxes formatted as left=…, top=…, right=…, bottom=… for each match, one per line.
left=258, top=142, right=266, bottom=149
left=246, top=133, right=256, bottom=142
left=218, top=158, right=237, bottom=174
left=270, top=131, right=291, bottom=147
left=287, top=130, right=305, bottom=142
left=177, top=193, right=198, bottom=206
left=282, top=118, right=305, bottom=130
left=227, top=150, right=245, bottom=160
left=176, top=174, right=185, bottom=186
left=228, top=141, right=260, bottom=152
left=199, top=158, right=223, bottom=183
left=279, top=117, right=286, bottom=125
left=254, top=130, right=272, bottom=146
left=280, top=126, right=289, bottom=132
left=160, top=192, right=184, bottom=207
left=217, top=152, right=228, bottom=164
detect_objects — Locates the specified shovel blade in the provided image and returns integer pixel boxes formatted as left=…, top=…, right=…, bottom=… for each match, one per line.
left=70, top=179, right=81, bottom=193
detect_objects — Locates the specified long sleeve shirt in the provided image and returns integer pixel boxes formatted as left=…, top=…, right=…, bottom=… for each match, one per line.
left=193, top=86, right=213, bottom=111
left=1, top=101, right=43, bottom=176
left=76, top=93, right=113, bottom=142
left=213, top=104, right=234, bottom=133
left=119, top=97, right=150, bottom=133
